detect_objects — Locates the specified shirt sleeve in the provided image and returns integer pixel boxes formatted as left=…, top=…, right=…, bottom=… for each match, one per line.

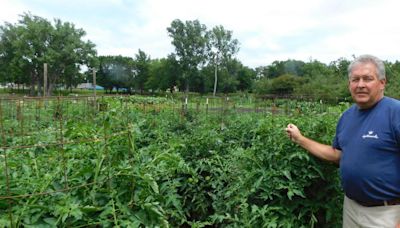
left=391, top=102, right=400, bottom=149
left=332, top=136, right=341, bottom=150
left=332, top=114, right=344, bottom=150
left=395, top=117, right=400, bottom=148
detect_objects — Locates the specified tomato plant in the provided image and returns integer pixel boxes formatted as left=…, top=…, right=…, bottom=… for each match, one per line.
left=0, top=96, right=343, bottom=227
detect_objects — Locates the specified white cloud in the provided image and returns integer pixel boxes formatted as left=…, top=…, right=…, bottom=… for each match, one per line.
left=0, top=0, right=29, bottom=23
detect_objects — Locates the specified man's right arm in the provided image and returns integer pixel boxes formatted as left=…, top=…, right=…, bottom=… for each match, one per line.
left=285, top=123, right=341, bottom=164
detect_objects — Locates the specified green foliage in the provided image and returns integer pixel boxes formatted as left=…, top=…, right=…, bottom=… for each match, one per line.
left=96, top=55, right=135, bottom=92
left=270, top=74, right=304, bottom=94
left=1, top=97, right=344, bottom=227
left=295, top=76, right=350, bottom=103
left=263, top=60, right=305, bottom=79
left=134, top=49, right=151, bottom=93
left=146, top=54, right=182, bottom=92
left=0, top=12, right=96, bottom=95
left=253, top=58, right=354, bottom=103
left=253, top=76, right=272, bottom=94
left=385, top=61, right=400, bottom=99
left=329, top=57, right=351, bottom=79
left=207, top=25, right=240, bottom=95
left=2, top=14, right=400, bottom=99
left=167, top=19, right=208, bottom=92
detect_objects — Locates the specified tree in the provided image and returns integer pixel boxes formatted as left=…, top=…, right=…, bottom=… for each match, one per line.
left=270, top=74, right=304, bottom=94
left=97, top=55, right=135, bottom=93
left=236, top=63, right=256, bottom=92
left=301, top=60, right=333, bottom=78
left=0, top=13, right=53, bottom=95
left=202, top=58, right=255, bottom=94
left=146, top=54, right=182, bottom=92
left=266, top=60, right=285, bottom=78
left=133, top=49, right=151, bottom=93
left=167, top=19, right=208, bottom=93
left=255, top=66, right=269, bottom=79
left=264, top=60, right=305, bottom=79
left=0, top=21, right=28, bottom=89
left=329, top=57, right=351, bottom=79
left=46, top=19, right=96, bottom=93
left=385, top=61, right=400, bottom=98
left=207, top=25, right=239, bottom=96
left=254, top=74, right=304, bottom=95
left=0, top=12, right=96, bottom=95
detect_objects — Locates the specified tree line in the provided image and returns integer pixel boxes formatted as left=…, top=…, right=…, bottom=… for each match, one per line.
left=1, top=13, right=400, bottom=101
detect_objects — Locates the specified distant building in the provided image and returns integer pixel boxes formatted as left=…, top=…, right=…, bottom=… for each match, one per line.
left=0, top=83, right=20, bottom=88
left=76, top=83, right=104, bottom=90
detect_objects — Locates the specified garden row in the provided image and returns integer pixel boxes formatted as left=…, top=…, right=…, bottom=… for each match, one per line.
left=0, top=96, right=346, bottom=227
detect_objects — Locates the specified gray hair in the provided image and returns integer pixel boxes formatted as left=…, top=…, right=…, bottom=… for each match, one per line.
left=348, top=54, right=386, bottom=80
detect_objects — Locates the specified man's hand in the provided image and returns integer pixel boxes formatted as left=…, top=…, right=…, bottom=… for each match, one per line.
left=285, top=123, right=302, bottom=143
left=285, top=123, right=341, bottom=163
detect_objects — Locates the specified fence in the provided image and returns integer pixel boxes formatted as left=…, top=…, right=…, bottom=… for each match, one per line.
left=0, top=94, right=334, bottom=226
left=0, top=96, right=118, bottom=226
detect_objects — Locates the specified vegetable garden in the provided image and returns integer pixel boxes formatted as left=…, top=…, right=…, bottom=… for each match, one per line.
left=0, top=95, right=346, bottom=227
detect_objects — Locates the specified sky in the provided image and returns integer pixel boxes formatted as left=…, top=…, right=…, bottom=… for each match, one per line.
left=1, top=0, right=400, bottom=68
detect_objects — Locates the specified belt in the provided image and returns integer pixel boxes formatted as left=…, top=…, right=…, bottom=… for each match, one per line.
left=355, top=198, right=400, bottom=207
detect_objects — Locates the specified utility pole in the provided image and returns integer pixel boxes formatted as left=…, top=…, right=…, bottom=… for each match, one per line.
left=93, top=69, right=97, bottom=109
left=93, top=68, right=96, bottom=98
left=43, top=63, right=48, bottom=97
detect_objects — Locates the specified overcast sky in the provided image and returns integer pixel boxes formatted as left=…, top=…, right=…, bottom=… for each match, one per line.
left=1, top=0, right=400, bottom=68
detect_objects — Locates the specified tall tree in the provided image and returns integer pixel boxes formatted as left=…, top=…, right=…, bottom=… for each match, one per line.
left=97, top=55, right=135, bottom=93
left=167, top=19, right=208, bottom=93
left=133, top=49, right=151, bottom=93
left=46, top=19, right=96, bottom=93
left=329, top=57, right=351, bottom=79
left=146, top=54, right=181, bottom=92
left=207, top=25, right=239, bottom=96
left=0, top=21, right=29, bottom=89
left=0, top=13, right=53, bottom=95
left=0, top=12, right=96, bottom=95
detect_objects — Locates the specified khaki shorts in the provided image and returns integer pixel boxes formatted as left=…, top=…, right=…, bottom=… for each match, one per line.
left=343, top=196, right=400, bottom=228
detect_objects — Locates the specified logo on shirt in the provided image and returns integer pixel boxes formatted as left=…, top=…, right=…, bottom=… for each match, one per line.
left=362, top=131, right=379, bottom=139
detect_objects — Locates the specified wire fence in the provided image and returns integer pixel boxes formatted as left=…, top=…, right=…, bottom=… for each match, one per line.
left=0, top=94, right=335, bottom=226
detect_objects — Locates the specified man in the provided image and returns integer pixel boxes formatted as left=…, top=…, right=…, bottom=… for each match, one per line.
left=285, top=54, right=400, bottom=228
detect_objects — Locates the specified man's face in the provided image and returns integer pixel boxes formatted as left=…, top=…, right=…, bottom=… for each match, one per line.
left=348, top=62, right=386, bottom=109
